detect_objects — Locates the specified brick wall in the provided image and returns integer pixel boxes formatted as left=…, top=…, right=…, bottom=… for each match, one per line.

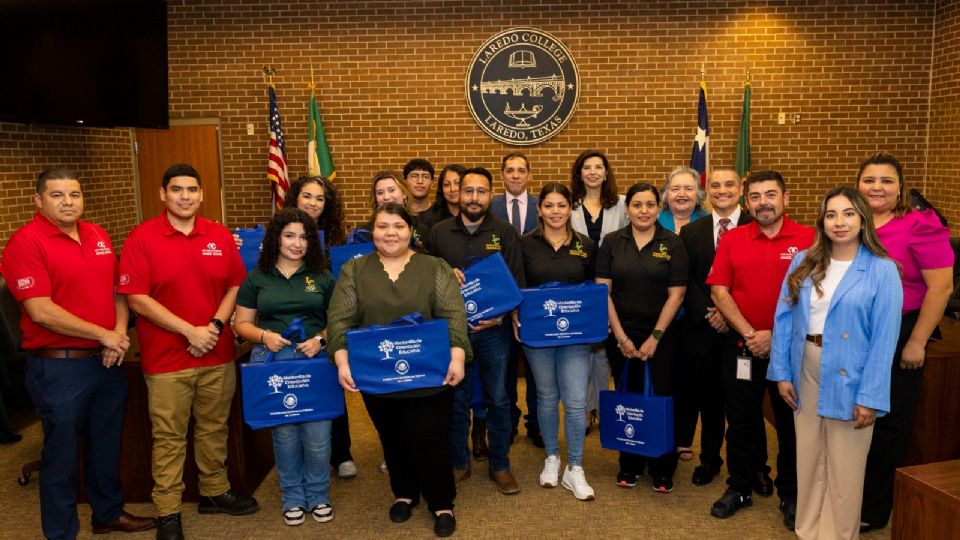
left=0, top=123, right=137, bottom=250
left=929, top=0, right=960, bottom=227
left=0, top=0, right=948, bottom=251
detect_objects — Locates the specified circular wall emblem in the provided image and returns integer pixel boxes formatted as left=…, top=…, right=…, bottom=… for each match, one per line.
left=466, top=27, right=579, bottom=146
left=283, top=393, right=298, bottom=409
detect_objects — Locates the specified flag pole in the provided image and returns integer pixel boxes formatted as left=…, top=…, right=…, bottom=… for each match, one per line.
left=700, top=64, right=705, bottom=82
left=263, top=66, right=278, bottom=216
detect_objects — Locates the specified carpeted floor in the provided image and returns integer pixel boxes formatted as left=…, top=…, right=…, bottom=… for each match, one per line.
left=1, top=383, right=892, bottom=539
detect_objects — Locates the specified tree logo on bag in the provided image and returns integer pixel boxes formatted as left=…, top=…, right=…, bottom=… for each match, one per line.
left=556, top=317, right=570, bottom=331
left=465, top=300, right=478, bottom=314
left=615, top=404, right=626, bottom=421
left=624, top=424, right=635, bottom=439
left=379, top=340, right=396, bottom=359
left=283, top=393, right=298, bottom=409
left=395, top=359, right=410, bottom=375
left=267, top=374, right=284, bottom=394
left=543, top=299, right=558, bottom=317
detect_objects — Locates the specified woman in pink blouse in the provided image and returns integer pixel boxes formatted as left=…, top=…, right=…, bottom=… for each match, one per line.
left=856, top=152, right=954, bottom=532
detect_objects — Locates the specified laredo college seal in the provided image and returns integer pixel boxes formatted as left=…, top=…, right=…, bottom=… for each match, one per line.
left=466, top=27, right=579, bottom=146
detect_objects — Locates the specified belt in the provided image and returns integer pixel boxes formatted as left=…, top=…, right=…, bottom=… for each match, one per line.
left=805, top=334, right=823, bottom=347
left=31, top=348, right=102, bottom=359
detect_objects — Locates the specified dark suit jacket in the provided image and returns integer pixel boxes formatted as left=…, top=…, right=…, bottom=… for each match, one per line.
left=491, top=193, right=539, bottom=235
left=679, top=211, right=753, bottom=354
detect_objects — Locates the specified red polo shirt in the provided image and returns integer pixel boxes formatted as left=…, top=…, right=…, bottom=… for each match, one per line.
left=2, top=212, right=118, bottom=349
left=118, top=211, right=245, bottom=375
left=707, top=216, right=814, bottom=332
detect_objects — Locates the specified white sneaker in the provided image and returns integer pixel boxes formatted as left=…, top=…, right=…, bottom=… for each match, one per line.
left=539, top=455, right=561, bottom=487
left=283, top=507, right=305, bottom=526
left=312, top=503, right=333, bottom=523
left=337, top=460, right=358, bottom=478
left=562, top=465, right=596, bottom=501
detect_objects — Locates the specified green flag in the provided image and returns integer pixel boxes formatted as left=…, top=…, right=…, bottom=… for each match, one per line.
left=735, top=81, right=751, bottom=179
left=308, top=87, right=336, bottom=180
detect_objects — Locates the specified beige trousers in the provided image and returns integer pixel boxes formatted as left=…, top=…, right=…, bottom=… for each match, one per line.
left=144, top=361, right=236, bottom=516
left=794, top=342, right=873, bottom=540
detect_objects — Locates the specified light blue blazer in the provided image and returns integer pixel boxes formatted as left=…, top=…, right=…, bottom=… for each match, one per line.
left=767, top=244, right=902, bottom=420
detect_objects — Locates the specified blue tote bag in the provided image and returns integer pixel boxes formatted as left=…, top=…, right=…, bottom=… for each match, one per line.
left=345, top=313, right=450, bottom=394
left=460, top=252, right=522, bottom=324
left=236, top=225, right=266, bottom=272
left=329, top=228, right=375, bottom=278
left=240, top=319, right=345, bottom=429
left=518, top=282, right=608, bottom=348
left=599, top=361, right=674, bottom=457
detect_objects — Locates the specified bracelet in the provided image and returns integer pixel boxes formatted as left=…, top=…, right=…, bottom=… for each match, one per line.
left=617, top=335, right=629, bottom=345
left=260, top=329, right=268, bottom=344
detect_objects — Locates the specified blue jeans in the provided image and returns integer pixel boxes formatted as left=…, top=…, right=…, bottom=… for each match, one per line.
left=271, top=420, right=332, bottom=511
left=522, top=344, right=591, bottom=466
left=450, top=324, right=512, bottom=471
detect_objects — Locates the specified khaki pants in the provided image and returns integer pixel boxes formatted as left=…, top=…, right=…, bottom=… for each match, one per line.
left=795, top=342, right=873, bottom=540
left=145, top=362, right=236, bottom=516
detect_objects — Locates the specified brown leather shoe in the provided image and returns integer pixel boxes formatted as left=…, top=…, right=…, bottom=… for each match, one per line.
left=489, top=469, right=521, bottom=495
left=92, top=510, right=157, bottom=534
left=453, top=466, right=472, bottom=485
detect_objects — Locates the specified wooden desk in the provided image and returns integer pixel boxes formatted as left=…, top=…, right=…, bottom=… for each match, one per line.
left=904, top=317, right=960, bottom=466
left=893, top=460, right=960, bottom=539
left=79, top=336, right=274, bottom=503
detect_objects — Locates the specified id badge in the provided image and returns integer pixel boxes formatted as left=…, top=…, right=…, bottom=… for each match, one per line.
left=736, top=355, right=752, bottom=381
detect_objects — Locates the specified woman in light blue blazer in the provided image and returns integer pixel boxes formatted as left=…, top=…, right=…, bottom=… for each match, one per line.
left=768, top=187, right=902, bottom=540
left=569, top=150, right=628, bottom=430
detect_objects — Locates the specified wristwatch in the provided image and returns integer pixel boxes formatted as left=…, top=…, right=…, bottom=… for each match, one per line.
left=314, top=335, right=327, bottom=349
left=651, top=329, right=664, bottom=341
left=209, top=318, right=225, bottom=333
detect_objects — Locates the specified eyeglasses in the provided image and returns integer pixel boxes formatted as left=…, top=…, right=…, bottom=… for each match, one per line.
left=461, top=187, right=490, bottom=197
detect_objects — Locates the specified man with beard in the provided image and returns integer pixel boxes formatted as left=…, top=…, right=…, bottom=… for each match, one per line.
left=425, top=167, right=526, bottom=495
left=706, top=171, right=813, bottom=531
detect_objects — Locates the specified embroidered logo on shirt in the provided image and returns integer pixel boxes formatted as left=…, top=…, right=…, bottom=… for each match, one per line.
left=568, top=240, right=587, bottom=258
left=485, top=234, right=502, bottom=251
left=16, top=276, right=35, bottom=291
left=94, top=240, right=112, bottom=256
left=202, top=242, right=223, bottom=256
left=304, top=275, right=317, bottom=293
left=119, top=274, right=130, bottom=286
left=651, top=243, right=671, bottom=261
left=781, top=246, right=799, bottom=260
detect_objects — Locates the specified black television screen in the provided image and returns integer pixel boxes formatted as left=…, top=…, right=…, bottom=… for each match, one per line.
left=0, top=0, right=168, bottom=129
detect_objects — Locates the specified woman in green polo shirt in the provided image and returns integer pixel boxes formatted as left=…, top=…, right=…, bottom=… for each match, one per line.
left=234, top=208, right=338, bottom=527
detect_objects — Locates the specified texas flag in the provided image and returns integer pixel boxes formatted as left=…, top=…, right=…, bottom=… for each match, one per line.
left=689, top=81, right=709, bottom=187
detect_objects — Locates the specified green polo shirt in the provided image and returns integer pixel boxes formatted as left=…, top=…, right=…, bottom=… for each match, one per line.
left=236, top=265, right=336, bottom=338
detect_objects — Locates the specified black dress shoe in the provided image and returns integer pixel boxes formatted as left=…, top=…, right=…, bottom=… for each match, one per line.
left=691, top=463, right=721, bottom=486
left=710, top=488, right=753, bottom=518
left=197, top=490, right=259, bottom=515
left=780, top=498, right=797, bottom=531
left=752, top=472, right=774, bottom=497
left=389, top=500, right=417, bottom=523
left=156, top=513, right=184, bottom=540
left=0, top=431, right=23, bottom=444
left=433, top=512, right=456, bottom=537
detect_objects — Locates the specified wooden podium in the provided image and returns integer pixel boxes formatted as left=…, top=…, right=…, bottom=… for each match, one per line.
left=893, top=460, right=960, bottom=539
left=904, top=317, right=960, bottom=466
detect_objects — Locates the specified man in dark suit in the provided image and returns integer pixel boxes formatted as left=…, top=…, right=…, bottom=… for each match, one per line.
left=677, top=167, right=753, bottom=486
left=490, top=151, right=541, bottom=447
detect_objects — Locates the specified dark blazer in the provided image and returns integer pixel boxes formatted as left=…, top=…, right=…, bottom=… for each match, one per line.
left=679, top=211, right=753, bottom=354
left=491, top=193, right=539, bottom=235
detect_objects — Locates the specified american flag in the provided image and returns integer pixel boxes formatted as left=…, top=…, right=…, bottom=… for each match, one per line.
left=689, top=81, right=710, bottom=188
left=266, top=84, right=289, bottom=208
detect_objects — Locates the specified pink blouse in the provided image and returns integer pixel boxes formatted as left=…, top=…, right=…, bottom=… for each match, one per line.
left=875, top=209, right=954, bottom=312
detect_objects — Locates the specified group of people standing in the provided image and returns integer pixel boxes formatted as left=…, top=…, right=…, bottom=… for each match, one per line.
left=2, top=149, right=952, bottom=540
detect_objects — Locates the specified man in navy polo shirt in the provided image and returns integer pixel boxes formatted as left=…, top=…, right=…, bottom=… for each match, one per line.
left=2, top=168, right=155, bottom=539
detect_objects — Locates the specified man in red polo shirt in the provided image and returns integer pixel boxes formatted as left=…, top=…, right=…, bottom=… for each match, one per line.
left=118, top=164, right=256, bottom=540
left=706, top=170, right=814, bottom=531
left=2, top=168, right=155, bottom=539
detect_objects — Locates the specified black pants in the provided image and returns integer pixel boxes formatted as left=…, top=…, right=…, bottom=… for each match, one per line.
left=674, top=327, right=727, bottom=467
left=329, top=406, right=353, bottom=466
left=362, top=388, right=456, bottom=513
left=721, top=335, right=796, bottom=500
left=605, top=329, right=679, bottom=481
left=506, top=339, right=539, bottom=435
left=861, top=310, right=922, bottom=527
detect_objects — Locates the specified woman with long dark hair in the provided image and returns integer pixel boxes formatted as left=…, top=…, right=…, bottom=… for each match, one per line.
left=419, top=164, right=464, bottom=230
left=768, top=187, right=902, bottom=539
left=234, top=208, right=338, bottom=526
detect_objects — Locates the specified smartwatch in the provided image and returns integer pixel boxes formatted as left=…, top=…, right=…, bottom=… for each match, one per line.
left=651, top=329, right=664, bottom=341
left=209, top=318, right=225, bottom=333
left=314, top=335, right=327, bottom=349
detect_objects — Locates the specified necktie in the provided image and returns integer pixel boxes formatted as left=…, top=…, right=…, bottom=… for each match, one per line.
left=717, top=218, right=731, bottom=245
left=511, top=198, right=522, bottom=234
